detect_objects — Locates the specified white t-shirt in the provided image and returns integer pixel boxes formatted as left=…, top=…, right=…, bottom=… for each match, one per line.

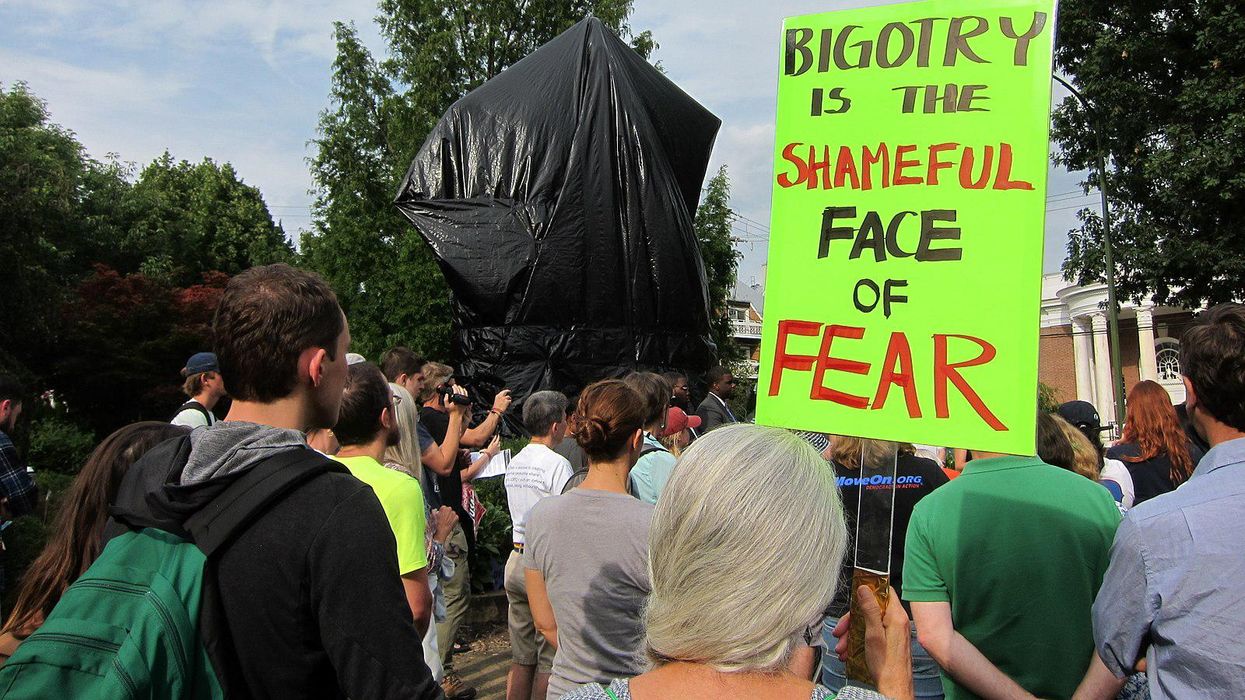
left=1099, top=458, right=1136, bottom=510
left=171, top=402, right=216, bottom=429
left=505, top=443, right=573, bottom=544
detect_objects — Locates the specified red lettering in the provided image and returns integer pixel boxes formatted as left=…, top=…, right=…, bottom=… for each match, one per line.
left=833, top=145, right=861, bottom=189
left=861, top=144, right=889, bottom=190
left=812, top=325, right=870, bottom=409
left=893, top=144, right=923, bottom=185
left=933, top=334, right=1007, bottom=431
left=926, top=142, right=957, bottom=186
left=958, top=145, right=993, bottom=189
left=992, top=142, right=1035, bottom=190
left=872, top=332, right=922, bottom=418
left=776, top=142, right=806, bottom=188
left=809, top=145, right=833, bottom=190
left=768, top=320, right=823, bottom=396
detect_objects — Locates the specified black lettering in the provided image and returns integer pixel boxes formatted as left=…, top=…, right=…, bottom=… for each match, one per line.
left=957, top=84, right=990, bottom=112
left=834, top=25, right=872, bottom=69
left=854, top=278, right=881, bottom=313
left=876, top=22, right=915, bottom=68
left=1000, top=12, right=1048, bottom=66
left=885, top=211, right=918, bottom=258
left=786, top=28, right=814, bottom=75
left=819, top=206, right=856, bottom=258
left=883, top=279, right=910, bottom=318
left=851, top=211, right=887, bottom=261
left=917, top=210, right=963, bottom=262
left=943, top=16, right=990, bottom=66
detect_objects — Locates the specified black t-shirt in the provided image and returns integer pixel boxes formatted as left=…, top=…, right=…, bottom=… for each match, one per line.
left=829, top=453, right=950, bottom=617
left=215, top=471, right=441, bottom=699
left=419, top=406, right=472, bottom=549
left=1107, top=441, right=1204, bottom=506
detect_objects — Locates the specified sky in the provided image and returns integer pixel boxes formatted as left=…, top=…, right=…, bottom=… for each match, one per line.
left=0, top=0, right=1095, bottom=311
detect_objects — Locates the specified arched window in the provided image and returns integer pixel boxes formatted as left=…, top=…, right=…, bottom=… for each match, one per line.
left=1155, top=339, right=1181, bottom=382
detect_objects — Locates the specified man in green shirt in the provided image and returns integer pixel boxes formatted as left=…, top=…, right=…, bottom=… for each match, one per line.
left=333, top=362, right=432, bottom=635
left=903, top=450, right=1120, bottom=699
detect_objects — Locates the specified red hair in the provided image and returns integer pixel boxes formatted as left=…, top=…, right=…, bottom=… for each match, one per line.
left=1119, top=380, right=1194, bottom=484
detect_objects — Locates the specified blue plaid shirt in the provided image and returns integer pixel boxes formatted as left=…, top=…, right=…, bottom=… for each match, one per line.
left=0, top=430, right=38, bottom=517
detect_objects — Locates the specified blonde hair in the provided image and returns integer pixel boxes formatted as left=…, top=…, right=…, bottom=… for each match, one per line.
left=1054, top=413, right=1101, bottom=480
left=644, top=424, right=846, bottom=673
left=830, top=435, right=899, bottom=471
left=417, top=362, right=454, bottom=403
left=383, top=383, right=423, bottom=480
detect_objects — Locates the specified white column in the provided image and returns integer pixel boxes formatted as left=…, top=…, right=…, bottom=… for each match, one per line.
left=1136, top=306, right=1158, bottom=382
left=1091, top=312, right=1116, bottom=425
left=1072, top=316, right=1096, bottom=404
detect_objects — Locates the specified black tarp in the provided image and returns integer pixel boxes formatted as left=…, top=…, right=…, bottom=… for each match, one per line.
left=395, top=17, right=721, bottom=430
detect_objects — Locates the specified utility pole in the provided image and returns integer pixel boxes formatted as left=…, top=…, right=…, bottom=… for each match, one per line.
left=1053, top=74, right=1126, bottom=426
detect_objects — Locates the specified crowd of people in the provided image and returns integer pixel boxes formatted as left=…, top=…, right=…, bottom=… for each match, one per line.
left=0, top=262, right=1240, bottom=700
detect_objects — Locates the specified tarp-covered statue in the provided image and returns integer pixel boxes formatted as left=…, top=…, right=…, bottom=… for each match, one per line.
left=394, top=17, right=721, bottom=429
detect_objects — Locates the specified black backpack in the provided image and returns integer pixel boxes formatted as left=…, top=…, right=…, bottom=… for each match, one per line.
left=171, top=400, right=214, bottom=425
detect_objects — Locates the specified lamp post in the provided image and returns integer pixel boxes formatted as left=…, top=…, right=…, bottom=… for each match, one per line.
left=1053, top=74, right=1126, bottom=426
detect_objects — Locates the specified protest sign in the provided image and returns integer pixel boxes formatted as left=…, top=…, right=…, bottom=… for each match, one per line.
left=756, top=0, right=1058, bottom=455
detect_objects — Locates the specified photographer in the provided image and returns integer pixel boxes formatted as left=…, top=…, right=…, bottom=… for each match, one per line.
left=417, top=362, right=502, bottom=700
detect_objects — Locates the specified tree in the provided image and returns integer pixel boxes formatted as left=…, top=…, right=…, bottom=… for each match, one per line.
left=1053, top=1, right=1245, bottom=307
left=0, top=83, right=131, bottom=379
left=302, top=2, right=655, bottom=360
left=122, top=152, right=293, bottom=285
left=694, top=165, right=743, bottom=364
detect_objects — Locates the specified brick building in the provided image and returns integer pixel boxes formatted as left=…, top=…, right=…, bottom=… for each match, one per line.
left=1039, top=273, right=1198, bottom=427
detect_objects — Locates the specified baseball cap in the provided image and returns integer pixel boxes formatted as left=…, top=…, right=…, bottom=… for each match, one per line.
left=346, top=353, right=367, bottom=366
left=1057, top=400, right=1108, bottom=433
left=661, top=406, right=702, bottom=437
left=181, top=352, right=219, bottom=377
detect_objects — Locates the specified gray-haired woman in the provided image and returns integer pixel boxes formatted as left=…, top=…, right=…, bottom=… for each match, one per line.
left=562, top=424, right=914, bottom=700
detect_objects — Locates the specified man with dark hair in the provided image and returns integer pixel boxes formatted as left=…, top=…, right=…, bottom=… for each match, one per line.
left=0, top=374, right=37, bottom=600
left=381, top=346, right=427, bottom=399
left=1078, top=303, right=1245, bottom=699
left=661, top=371, right=691, bottom=412
left=333, top=362, right=433, bottom=636
left=111, top=264, right=442, bottom=699
left=695, top=365, right=738, bottom=433
left=623, top=372, right=675, bottom=504
left=172, top=352, right=228, bottom=428
left=503, top=390, right=572, bottom=700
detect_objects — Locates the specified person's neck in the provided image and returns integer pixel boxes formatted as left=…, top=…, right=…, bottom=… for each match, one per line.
left=335, top=437, right=387, bottom=463
left=1201, top=418, right=1245, bottom=449
left=193, top=391, right=218, bottom=411
left=423, top=400, right=446, bottom=414
left=530, top=434, right=557, bottom=448
left=579, top=456, right=632, bottom=494
left=634, top=661, right=809, bottom=700
left=225, top=396, right=316, bottom=432
left=973, top=450, right=1015, bottom=460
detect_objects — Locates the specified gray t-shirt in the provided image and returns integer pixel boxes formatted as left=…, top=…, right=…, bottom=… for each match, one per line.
left=524, top=489, right=654, bottom=700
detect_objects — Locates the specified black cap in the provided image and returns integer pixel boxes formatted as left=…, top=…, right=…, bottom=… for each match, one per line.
left=1057, top=400, right=1108, bottom=433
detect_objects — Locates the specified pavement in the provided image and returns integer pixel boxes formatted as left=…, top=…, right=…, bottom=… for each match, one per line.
left=451, top=626, right=511, bottom=700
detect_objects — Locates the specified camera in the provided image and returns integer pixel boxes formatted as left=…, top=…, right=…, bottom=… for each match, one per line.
left=438, top=383, right=472, bottom=406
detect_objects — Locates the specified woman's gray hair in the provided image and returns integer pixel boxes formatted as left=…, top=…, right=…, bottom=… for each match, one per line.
left=644, top=423, right=846, bottom=673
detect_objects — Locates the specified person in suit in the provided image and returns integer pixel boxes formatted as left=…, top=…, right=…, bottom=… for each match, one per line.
left=695, top=366, right=738, bottom=433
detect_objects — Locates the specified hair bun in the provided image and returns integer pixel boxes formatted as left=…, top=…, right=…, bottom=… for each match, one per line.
left=576, top=415, right=612, bottom=453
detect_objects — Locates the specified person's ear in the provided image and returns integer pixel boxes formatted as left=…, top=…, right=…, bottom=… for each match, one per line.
left=631, top=428, right=645, bottom=451
left=1182, top=376, right=1198, bottom=413
left=306, top=348, right=330, bottom=388
left=0, top=399, right=10, bottom=423
left=381, top=405, right=395, bottom=431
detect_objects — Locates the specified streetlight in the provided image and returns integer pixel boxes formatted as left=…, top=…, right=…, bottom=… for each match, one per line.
left=1053, top=74, right=1126, bottom=427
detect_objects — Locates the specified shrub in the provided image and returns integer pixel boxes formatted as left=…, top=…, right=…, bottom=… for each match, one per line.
left=27, top=416, right=95, bottom=475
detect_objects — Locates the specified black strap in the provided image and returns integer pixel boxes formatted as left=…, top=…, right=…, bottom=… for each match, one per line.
left=184, top=447, right=341, bottom=557
left=172, top=401, right=213, bottom=424
left=638, top=443, right=668, bottom=460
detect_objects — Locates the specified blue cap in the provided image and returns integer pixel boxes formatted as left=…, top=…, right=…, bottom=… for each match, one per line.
left=182, top=352, right=219, bottom=377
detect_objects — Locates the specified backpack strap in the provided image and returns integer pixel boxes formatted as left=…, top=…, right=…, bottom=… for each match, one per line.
left=184, top=447, right=342, bottom=557
left=637, top=443, right=668, bottom=460
left=172, top=400, right=214, bottom=425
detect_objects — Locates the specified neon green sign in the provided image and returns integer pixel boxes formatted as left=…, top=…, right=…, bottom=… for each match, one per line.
left=756, top=0, right=1057, bottom=455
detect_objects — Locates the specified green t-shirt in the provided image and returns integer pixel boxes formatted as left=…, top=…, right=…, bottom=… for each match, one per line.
left=903, top=456, right=1120, bottom=700
left=335, top=455, right=429, bottom=575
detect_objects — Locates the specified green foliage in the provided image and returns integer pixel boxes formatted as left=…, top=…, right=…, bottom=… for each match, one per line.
left=1038, top=381, right=1060, bottom=415
left=2, top=470, right=76, bottom=616
left=1053, top=1, right=1245, bottom=308
left=302, top=2, right=654, bottom=360
left=122, top=153, right=293, bottom=285
left=27, top=416, right=96, bottom=475
left=694, top=166, right=743, bottom=364
left=468, top=476, right=512, bottom=593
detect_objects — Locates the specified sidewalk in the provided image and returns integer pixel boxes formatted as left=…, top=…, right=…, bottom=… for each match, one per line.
left=452, top=626, right=511, bottom=700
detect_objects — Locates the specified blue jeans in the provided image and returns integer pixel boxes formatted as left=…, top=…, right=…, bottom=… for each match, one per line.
left=820, top=616, right=944, bottom=699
